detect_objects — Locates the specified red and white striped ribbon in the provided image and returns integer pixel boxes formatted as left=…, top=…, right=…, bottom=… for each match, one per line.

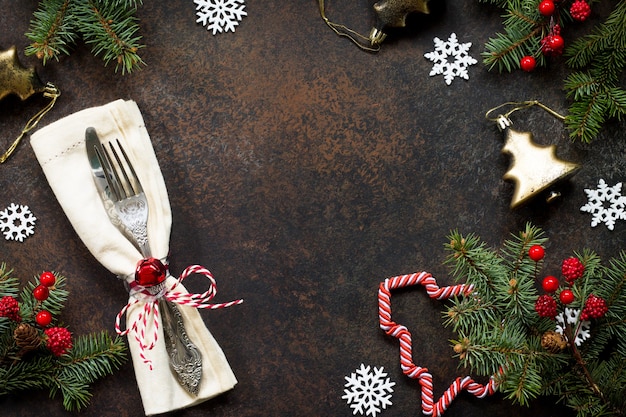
left=378, top=272, right=498, bottom=416
left=115, top=264, right=243, bottom=369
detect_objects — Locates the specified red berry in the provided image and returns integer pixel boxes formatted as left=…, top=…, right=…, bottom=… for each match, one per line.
left=44, top=327, right=72, bottom=356
left=570, top=0, right=591, bottom=21
left=39, top=271, right=56, bottom=287
left=0, top=296, right=21, bottom=322
left=542, top=276, right=560, bottom=293
left=520, top=56, right=536, bottom=72
left=535, top=294, right=558, bottom=319
left=33, top=284, right=50, bottom=301
left=542, top=34, right=565, bottom=56
left=36, top=310, right=53, bottom=327
left=581, top=294, right=608, bottom=320
left=550, top=35, right=564, bottom=50
left=528, top=245, right=545, bottom=261
left=539, top=0, right=555, bottom=16
left=562, top=257, right=584, bottom=284
left=559, top=289, right=575, bottom=304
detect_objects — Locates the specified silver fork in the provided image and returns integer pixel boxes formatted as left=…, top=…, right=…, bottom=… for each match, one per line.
left=95, top=139, right=152, bottom=257
left=90, top=134, right=203, bottom=395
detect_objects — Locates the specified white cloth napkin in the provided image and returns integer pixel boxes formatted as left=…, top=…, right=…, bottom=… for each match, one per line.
left=30, top=99, right=237, bottom=416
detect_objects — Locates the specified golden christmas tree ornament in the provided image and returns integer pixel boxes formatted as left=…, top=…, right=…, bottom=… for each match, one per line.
left=319, top=0, right=430, bottom=50
left=0, top=46, right=60, bottom=164
left=486, top=101, right=580, bottom=209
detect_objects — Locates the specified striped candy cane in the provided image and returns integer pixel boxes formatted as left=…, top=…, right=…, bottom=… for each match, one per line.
left=115, top=264, right=243, bottom=369
left=378, top=272, right=498, bottom=416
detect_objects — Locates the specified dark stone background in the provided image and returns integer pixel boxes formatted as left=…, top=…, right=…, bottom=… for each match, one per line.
left=1, top=1, right=624, bottom=416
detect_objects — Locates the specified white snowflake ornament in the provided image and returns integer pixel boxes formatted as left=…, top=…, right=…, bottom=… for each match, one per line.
left=343, top=363, right=395, bottom=417
left=556, top=308, right=591, bottom=346
left=424, top=33, right=477, bottom=85
left=0, top=203, right=37, bottom=242
left=194, top=0, right=247, bottom=35
left=580, top=179, right=626, bottom=230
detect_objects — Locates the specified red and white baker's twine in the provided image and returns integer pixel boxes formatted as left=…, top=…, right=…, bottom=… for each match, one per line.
left=378, top=272, right=498, bottom=416
left=116, top=264, right=243, bottom=369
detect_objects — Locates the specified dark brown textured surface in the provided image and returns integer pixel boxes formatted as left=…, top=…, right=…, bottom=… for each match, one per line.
left=1, top=1, right=625, bottom=416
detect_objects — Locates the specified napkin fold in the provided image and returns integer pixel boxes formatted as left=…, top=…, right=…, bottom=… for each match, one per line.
left=30, top=99, right=237, bottom=416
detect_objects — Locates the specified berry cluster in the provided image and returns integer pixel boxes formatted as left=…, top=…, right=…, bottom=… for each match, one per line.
left=0, top=295, right=21, bottom=322
left=535, top=294, right=558, bottom=318
left=1, top=270, right=73, bottom=357
left=562, top=257, right=585, bottom=284
left=44, top=327, right=73, bottom=357
left=519, top=0, right=592, bottom=71
left=528, top=246, right=609, bottom=323
left=581, top=294, right=608, bottom=320
left=570, top=0, right=592, bottom=21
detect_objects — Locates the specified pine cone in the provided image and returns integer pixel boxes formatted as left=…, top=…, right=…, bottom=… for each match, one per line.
left=541, top=330, right=567, bottom=353
left=13, top=323, right=42, bottom=354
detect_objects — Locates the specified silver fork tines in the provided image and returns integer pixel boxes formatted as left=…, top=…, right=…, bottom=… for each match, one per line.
left=94, top=139, right=151, bottom=258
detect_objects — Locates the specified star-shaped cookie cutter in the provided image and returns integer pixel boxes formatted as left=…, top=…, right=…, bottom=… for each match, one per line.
left=378, top=272, right=498, bottom=416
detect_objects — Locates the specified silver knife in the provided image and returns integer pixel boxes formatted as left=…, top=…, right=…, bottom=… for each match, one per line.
left=85, top=127, right=110, bottom=199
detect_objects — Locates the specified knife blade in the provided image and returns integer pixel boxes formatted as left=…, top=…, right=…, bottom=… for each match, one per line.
left=85, top=127, right=111, bottom=199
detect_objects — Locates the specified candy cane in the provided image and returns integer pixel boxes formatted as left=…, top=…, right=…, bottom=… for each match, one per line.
left=378, top=272, right=497, bottom=416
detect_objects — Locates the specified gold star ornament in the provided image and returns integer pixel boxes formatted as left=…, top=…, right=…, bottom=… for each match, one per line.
left=370, top=0, right=431, bottom=44
left=0, top=46, right=59, bottom=164
left=0, top=46, right=46, bottom=101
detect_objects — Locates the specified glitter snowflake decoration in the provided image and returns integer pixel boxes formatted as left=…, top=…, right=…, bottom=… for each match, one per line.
left=194, top=0, right=247, bottom=35
left=580, top=179, right=626, bottom=230
left=555, top=308, right=591, bottom=346
left=0, top=203, right=36, bottom=242
left=343, top=364, right=395, bottom=417
left=424, top=33, right=477, bottom=85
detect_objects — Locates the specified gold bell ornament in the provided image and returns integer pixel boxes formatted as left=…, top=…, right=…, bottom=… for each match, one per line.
left=485, top=101, right=580, bottom=209
left=0, top=46, right=60, bottom=164
left=319, top=0, right=431, bottom=51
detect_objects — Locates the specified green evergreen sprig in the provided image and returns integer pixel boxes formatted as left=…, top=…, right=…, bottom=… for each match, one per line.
left=0, top=263, right=127, bottom=411
left=563, top=0, right=626, bottom=142
left=480, top=0, right=626, bottom=142
left=442, top=224, right=626, bottom=416
left=25, top=0, right=144, bottom=74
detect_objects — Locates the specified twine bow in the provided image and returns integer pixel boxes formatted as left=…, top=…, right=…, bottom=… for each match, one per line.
left=115, top=264, right=243, bottom=369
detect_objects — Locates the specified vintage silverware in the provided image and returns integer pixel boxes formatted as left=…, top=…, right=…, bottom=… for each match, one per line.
left=85, top=127, right=203, bottom=395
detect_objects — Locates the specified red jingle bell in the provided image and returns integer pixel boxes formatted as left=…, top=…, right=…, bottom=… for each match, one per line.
left=135, top=257, right=167, bottom=287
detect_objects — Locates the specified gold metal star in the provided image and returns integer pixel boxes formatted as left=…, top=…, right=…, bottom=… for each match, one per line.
left=373, top=0, right=430, bottom=28
left=0, top=46, right=45, bottom=101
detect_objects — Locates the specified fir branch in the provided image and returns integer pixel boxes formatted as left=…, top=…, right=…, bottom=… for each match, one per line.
left=60, top=332, right=127, bottom=384
left=480, top=0, right=626, bottom=142
left=563, top=0, right=626, bottom=142
left=0, top=263, right=20, bottom=299
left=0, top=263, right=128, bottom=411
left=76, top=0, right=145, bottom=74
left=25, top=0, right=145, bottom=74
left=442, top=225, right=626, bottom=415
left=24, top=0, right=77, bottom=64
